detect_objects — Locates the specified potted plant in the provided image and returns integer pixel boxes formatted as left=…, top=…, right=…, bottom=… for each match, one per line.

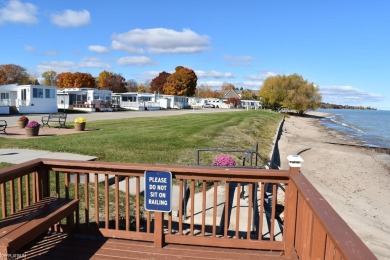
left=25, top=120, right=40, bottom=136
left=74, top=117, right=86, bottom=131
left=18, top=116, right=29, bottom=128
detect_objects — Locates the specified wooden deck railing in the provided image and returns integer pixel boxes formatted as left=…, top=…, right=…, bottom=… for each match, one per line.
left=0, top=159, right=376, bottom=259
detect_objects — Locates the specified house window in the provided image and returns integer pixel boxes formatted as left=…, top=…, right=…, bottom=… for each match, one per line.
left=45, top=89, right=55, bottom=98
left=32, top=88, right=44, bottom=98
left=0, top=93, right=9, bottom=99
left=21, top=89, right=27, bottom=100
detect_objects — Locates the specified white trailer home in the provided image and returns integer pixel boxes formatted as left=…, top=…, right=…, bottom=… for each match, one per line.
left=113, top=92, right=160, bottom=111
left=158, top=95, right=189, bottom=109
left=240, top=100, right=262, bottom=109
left=57, top=88, right=113, bottom=112
left=202, top=98, right=231, bottom=109
left=0, top=84, right=57, bottom=114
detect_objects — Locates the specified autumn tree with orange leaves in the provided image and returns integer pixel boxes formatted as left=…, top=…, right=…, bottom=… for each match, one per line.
left=0, top=64, right=30, bottom=85
left=57, top=72, right=96, bottom=88
left=163, top=66, right=197, bottom=96
left=97, top=71, right=127, bottom=93
left=150, top=71, right=170, bottom=94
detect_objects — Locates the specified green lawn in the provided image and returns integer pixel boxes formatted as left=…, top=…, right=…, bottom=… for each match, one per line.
left=0, top=110, right=283, bottom=165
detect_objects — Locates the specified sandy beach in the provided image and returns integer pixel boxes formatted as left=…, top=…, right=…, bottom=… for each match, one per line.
left=277, top=111, right=390, bottom=259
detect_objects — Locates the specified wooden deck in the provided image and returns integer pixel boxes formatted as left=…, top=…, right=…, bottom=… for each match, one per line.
left=0, top=159, right=376, bottom=260
left=19, top=232, right=286, bottom=259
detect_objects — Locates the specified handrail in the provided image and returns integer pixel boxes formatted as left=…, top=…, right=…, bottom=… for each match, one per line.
left=285, top=171, right=376, bottom=259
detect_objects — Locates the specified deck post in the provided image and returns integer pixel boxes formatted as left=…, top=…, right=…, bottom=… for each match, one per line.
left=283, top=177, right=298, bottom=257
left=154, top=211, right=164, bottom=248
left=287, top=155, right=304, bottom=174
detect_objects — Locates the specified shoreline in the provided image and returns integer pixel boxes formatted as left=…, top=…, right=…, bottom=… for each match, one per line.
left=277, top=111, right=390, bottom=259
left=317, top=109, right=390, bottom=150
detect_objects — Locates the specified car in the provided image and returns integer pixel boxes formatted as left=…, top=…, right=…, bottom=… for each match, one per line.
left=203, top=103, right=215, bottom=108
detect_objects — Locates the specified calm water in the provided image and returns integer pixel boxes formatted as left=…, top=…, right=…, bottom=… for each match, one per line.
left=317, top=109, right=390, bottom=149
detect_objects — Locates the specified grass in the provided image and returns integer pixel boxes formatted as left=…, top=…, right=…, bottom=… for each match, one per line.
left=0, top=110, right=283, bottom=229
left=0, top=110, right=283, bottom=165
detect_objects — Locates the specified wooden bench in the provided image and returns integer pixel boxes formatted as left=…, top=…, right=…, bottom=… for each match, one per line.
left=0, top=120, right=6, bottom=134
left=0, top=197, right=78, bottom=254
left=41, top=113, right=67, bottom=128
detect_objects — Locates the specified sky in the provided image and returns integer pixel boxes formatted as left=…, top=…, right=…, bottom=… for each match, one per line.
left=1, top=0, right=389, bottom=110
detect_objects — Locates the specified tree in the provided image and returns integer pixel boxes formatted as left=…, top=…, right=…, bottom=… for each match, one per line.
left=57, top=72, right=74, bottom=88
left=41, top=70, right=57, bottom=86
left=57, top=72, right=95, bottom=88
left=150, top=71, right=170, bottom=94
left=126, top=79, right=138, bottom=92
left=221, top=82, right=235, bottom=93
left=138, top=83, right=146, bottom=93
left=0, top=64, right=30, bottom=85
left=28, top=73, right=40, bottom=85
left=240, top=89, right=257, bottom=100
left=226, top=97, right=241, bottom=108
left=258, top=74, right=322, bottom=115
left=163, top=66, right=197, bottom=96
left=281, top=74, right=322, bottom=115
left=73, top=72, right=96, bottom=88
left=97, top=71, right=127, bottom=92
left=197, top=84, right=223, bottom=98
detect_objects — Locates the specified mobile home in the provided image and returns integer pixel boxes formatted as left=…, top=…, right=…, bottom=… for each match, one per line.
left=57, top=88, right=113, bottom=112
left=0, top=84, right=57, bottom=114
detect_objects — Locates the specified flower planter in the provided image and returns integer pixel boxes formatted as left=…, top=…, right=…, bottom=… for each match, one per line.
left=25, top=127, right=39, bottom=137
left=18, top=121, right=28, bottom=129
left=74, top=122, right=86, bottom=131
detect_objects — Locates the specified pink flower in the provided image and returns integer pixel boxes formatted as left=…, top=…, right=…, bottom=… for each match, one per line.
left=26, top=120, right=40, bottom=128
left=213, top=154, right=236, bottom=166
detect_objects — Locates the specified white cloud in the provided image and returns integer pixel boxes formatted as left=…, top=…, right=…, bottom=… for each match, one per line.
left=88, top=45, right=109, bottom=54
left=0, top=0, right=38, bottom=25
left=36, top=60, right=110, bottom=73
left=246, top=71, right=276, bottom=81
left=112, top=40, right=144, bottom=54
left=24, top=45, right=36, bottom=52
left=51, top=9, right=90, bottom=27
left=320, top=86, right=385, bottom=104
left=224, top=55, right=255, bottom=67
left=197, top=80, right=224, bottom=87
left=241, top=81, right=262, bottom=89
left=112, top=28, right=210, bottom=54
left=137, top=71, right=164, bottom=81
left=195, top=70, right=234, bottom=79
left=117, top=56, right=155, bottom=66
left=42, top=50, right=59, bottom=56
left=224, top=55, right=255, bottom=61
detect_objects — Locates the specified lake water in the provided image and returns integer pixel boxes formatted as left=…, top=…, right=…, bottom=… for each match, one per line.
left=317, top=109, right=390, bottom=149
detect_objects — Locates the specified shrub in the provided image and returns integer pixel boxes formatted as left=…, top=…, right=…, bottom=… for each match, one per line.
left=213, top=154, right=236, bottom=166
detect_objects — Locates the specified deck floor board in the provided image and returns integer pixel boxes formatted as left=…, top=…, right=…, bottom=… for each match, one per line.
left=17, top=232, right=287, bottom=259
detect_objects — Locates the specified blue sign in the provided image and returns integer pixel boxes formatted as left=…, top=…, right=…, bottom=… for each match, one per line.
left=144, top=171, right=172, bottom=212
